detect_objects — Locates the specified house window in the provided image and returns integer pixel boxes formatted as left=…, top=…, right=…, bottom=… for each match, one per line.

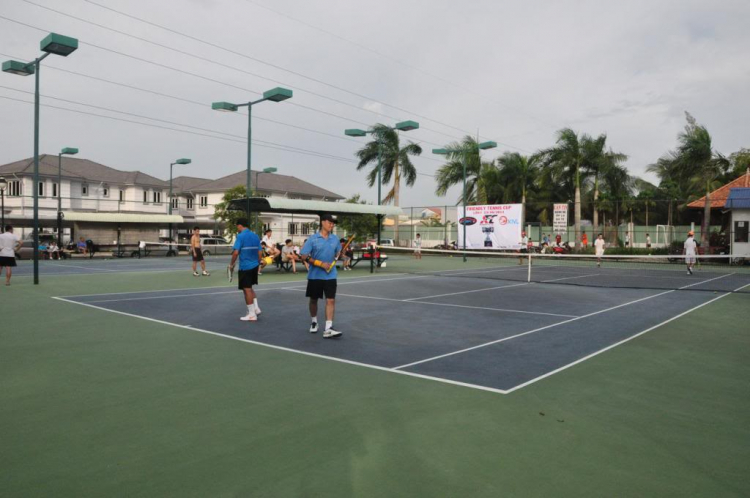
left=171, top=198, right=179, bottom=209
left=143, top=190, right=149, bottom=204
left=119, top=190, right=124, bottom=202
left=153, top=191, right=162, bottom=204
left=301, top=223, right=311, bottom=235
left=186, top=197, right=194, bottom=210
left=199, top=196, right=208, bottom=208
left=8, top=180, right=21, bottom=197
left=52, top=183, right=59, bottom=198
left=81, top=184, right=89, bottom=196
left=38, top=181, right=45, bottom=197
left=102, top=185, right=109, bottom=197
left=288, top=222, right=298, bottom=235
left=735, top=221, right=749, bottom=243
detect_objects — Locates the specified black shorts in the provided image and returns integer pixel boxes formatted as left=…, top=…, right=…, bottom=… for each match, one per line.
left=238, top=267, right=259, bottom=289
left=306, top=279, right=337, bottom=300
left=192, top=249, right=204, bottom=262
left=0, top=256, right=17, bottom=267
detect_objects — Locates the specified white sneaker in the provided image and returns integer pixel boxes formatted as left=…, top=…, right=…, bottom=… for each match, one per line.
left=240, top=314, right=257, bottom=321
left=309, top=322, right=319, bottom=333
left=254, top=307, right=262, bottom=316
left=193, top=271, right=200, bottom=277
left=323, top=328, right=342, bottom=339
left=202, top=271, right=210, bottom=276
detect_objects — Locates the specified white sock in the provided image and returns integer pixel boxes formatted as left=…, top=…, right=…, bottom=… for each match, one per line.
left=246, top=305, right=256, bottom=316
left=311, top=317, right=318, bottom=324
left=325, top=320, right=333, bottom=330
left=253, top=298, right=260, bottom=311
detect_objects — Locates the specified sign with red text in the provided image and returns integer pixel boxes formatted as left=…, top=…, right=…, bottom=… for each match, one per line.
left=457, top=204, right=522, bottom=249
left=553, top=203, right=568, bottom=235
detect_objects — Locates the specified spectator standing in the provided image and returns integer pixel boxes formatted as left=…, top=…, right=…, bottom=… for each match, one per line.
left=414, top=233, right=422, bottom=260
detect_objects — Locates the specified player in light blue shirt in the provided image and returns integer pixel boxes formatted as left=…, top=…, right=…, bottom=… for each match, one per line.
left=299, top=213, right=343, bottom=338
left=229, top=218, right=262, bottom=322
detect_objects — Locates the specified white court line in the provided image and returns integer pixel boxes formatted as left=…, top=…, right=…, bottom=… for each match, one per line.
left=503, top=280, right=750, bottom=393
left=541, top=273, right=600, bottom=283
left=392, top=272, right=735, bottom=370
left=85, top=289, right=238, bottom=304
left=282, top=287, right=579, bottom=318
left=44, top=263, right=120, bottom=272
left=403, top=282, right=529, bottom=301
left=50, top=296, right=510, bottom=395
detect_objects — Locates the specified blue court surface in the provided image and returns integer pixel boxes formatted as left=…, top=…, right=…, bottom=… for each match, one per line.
left=52, top=267, right=743, bottom=394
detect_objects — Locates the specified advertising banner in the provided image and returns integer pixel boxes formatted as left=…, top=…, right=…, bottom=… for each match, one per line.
left=553, top=203, right=568, bottom=235
left=457, top=204, right=522, bottom=249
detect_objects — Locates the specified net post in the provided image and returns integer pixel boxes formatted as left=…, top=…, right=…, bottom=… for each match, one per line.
left=370, top=243, right=375, bottom=274
left=527, top=250, right=532, bottom=282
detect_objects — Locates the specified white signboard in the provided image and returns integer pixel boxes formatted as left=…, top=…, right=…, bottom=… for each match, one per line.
left=553, top=203, right=568, bottom=235
left=457, top=204, right=523, bottom=250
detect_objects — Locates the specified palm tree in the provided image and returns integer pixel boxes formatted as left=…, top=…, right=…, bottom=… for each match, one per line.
left=434, top=136, right=497, bottom=204
left=601, top=162, right=634, bottom=227
left=496, top=152, right=541, bottom=228
left=538, top=128, right=590, bottom=250
left=673, top=114, right=729, bottom=247
left=355, top=124, right=422, bottom=242
left=582, top=135, right=628, bottom=234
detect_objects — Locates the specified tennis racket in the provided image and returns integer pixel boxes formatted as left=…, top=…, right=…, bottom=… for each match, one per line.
left=227, top=264, right=235, bottom=283
left=327, top=234, right=356, bottom=274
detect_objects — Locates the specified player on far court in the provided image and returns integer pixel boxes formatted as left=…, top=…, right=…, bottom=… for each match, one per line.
left=414, top=233, right=422, bottom=260
left=594, top=233, right=605, bottom=267
left=300, top=213, right=342, bottom=339
left=684, top=230, right=697, bottom=275
left=229, top=218, right=263, bottom=322
left=0, top=225, right=22, bottom=286
left=190, top=227, right=210, bottom=277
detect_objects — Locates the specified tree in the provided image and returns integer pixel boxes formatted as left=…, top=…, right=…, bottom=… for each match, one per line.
left=538, top=128, right=590, bottom=250
left=496, top=152, right=541, bottom=228
left=728, top=148, right=750, bottom=178
left=582, top=134, right=628, bottom=233
left=673, top=113, right=729, bottom=247
left=355, top=124, right=422, bottom=242
left=434, top=136, right=497, bottom=205
left=635, top=183, right=657, bottom=228
left=336, top=194, right=380, bottom=242
left=213, top=185, right=260, bottom=238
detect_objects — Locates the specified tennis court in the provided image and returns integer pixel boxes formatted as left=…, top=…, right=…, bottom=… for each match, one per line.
left=3, top=251, right=750, bottom=496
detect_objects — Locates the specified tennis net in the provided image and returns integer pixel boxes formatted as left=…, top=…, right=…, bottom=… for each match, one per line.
left=133, top=241, right=234, bottom=258
left=378, top=246, right=750, bottom=293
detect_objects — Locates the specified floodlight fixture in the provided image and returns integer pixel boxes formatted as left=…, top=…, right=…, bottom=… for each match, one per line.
left=212, top=101, right=238, bottom=112
left=40, top=33, right=78, bottom=56
left=262, top=167, right=277, bottom=173
left=479, top=141, right=498, bottom=150
left=262, top=87, right=293, bottom=102
left=395, top=120, right=419, bottom=132
left=2, top=60, right=34, bottom=76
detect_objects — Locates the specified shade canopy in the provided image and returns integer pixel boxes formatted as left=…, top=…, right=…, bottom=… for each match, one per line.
left=228, top=197, right=402, bottom=217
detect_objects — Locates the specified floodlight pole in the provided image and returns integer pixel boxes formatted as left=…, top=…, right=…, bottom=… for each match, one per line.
left=57, top=148, right=78, bottom=247
left=3, top=33, right=78, bottom=284
left=169, top=158, right=191, bottom=244
left=0, top=178, right=6, bottom=233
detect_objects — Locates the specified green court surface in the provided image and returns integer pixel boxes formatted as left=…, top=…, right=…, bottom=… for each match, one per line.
left=1, top=268, right=749, bottom=497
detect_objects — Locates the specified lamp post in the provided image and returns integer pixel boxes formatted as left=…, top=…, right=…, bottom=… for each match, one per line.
left=169, top=158, right=191, bottom=244
left=57, top=147, right=78, bottom=247
left=0, top=177, right=6, bottom=233
left=3, top=33, right=78, bottom=285
left=344, top=121, right=419, bottom=246
left=212, top=88, right=292, bottom=219
left=433, top=140, right=497, bottom=262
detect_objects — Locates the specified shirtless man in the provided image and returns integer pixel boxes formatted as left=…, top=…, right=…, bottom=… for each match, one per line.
left=190, top=227, right=210, bottom=276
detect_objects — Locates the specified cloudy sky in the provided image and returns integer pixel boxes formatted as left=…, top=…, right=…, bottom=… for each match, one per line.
left=1, top=0, right=748, bottom=207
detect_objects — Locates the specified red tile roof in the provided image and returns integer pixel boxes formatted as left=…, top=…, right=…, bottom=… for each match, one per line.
left=687, top=169, right=750, bottom=209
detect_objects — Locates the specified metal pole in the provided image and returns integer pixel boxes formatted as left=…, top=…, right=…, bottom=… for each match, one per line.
left=33, top=58, right=41, bottom=285
left=376, top=144, right=382, bottom=246
left=169, top=162, right=174, bottom=243
left=57, top=153, right=62, bottom=247
left=247, top=104, right=253, bottom=221
left=462, top=150, right=467, bottom=262
left=1, top=188, right=4, bottom=233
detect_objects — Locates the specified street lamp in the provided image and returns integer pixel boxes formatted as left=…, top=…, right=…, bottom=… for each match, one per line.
left=211, top=87, right=292, bottom=218
left=0, top=177, right=6, bottom=233
left=57, top=147, right=78, bottom=246
left=433, top=140, right=497, bottom=262
left=344, top=121, right=419, bottom=245
left=3, top=32, right=78, bottom=285
left=169, top=158, right=191, bottom=244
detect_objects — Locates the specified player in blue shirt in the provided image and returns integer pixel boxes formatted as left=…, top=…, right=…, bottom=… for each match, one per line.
left=299, top=213, right=343, bottom=338
left=229, top=218, right=263, bottom=322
